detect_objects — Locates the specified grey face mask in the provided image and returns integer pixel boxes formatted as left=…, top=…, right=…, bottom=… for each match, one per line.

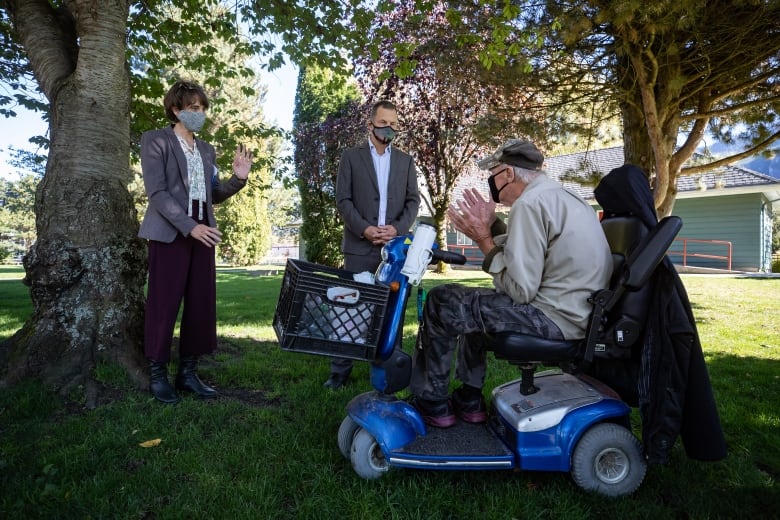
left=372, top=125, right=395, bottom=144
left=177, top=110, right=206, bottom=132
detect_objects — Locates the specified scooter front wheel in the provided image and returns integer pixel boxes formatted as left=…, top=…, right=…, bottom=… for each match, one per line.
left=350, top=428, right=389, bottom=479
left=571, top=422, right=647, bottom=497
left=337, top=416, right=360, bottom=459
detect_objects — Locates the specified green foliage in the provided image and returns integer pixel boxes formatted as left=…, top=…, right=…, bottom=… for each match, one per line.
left=0, top=174, right=38, bottom=261
left=265, top=180, right=300, bottom=245
left=1, top=0, right=378, bottom=173
left=216, top=178, right=273, bottom=266
left=293, top=65, right=364, bottom=267
left=297, top=185, right=343, bottom=267
left=293, top=66, right=361, bottom=129
left=127, top=1, right=274, bottom=164
left=124, top=3, right=287, bottom=266
left=511, top=0, right=778, bottom=204
left=6, top=146, right=47, bottom=176
left=1, top=0, right=380, bottom=270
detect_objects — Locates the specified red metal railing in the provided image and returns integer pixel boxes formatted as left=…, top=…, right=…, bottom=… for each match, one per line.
left=667, top=238, right=732, bottom=271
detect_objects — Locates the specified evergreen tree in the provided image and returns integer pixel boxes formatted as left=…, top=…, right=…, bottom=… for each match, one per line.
left=0, top=175, right=37, bottom=262
left=292, top=65, right=362, bottom=266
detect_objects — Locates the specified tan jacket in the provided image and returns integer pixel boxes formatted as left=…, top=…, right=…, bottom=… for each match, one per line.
left=483, top=175, right=612, bottom=339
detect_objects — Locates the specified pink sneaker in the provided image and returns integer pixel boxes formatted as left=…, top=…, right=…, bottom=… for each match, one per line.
left=410, top=396, right=457, bottom=428
left=452, top=387, right=488, bottom=424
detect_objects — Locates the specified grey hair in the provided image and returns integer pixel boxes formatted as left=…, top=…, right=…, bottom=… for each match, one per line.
left=511, top=166, right=544, bottom=184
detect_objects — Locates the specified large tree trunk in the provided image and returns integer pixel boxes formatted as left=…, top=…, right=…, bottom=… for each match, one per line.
left=622, top=98, right=681, bottom=219
left=0, top=0, right=148, bottom=406
left=616, top=30, right=710, bottom=220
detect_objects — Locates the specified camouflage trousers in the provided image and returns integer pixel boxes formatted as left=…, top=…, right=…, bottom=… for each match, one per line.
left=408, top=283, right=564, bottom=401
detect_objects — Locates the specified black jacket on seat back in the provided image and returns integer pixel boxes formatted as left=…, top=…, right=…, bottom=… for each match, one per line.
left=593, top=164, right=727, bottom=464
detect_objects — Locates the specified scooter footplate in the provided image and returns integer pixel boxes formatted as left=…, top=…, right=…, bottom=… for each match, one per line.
left=389, top=421, right=515, bottom=470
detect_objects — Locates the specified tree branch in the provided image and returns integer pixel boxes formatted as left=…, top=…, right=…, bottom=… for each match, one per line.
left=681, top=129, right=780, bottom=174
left=5, top=0, right=77, bottom=101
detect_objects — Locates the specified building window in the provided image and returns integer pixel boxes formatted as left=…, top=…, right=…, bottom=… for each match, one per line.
left=456, top=231, right=472, bottom=246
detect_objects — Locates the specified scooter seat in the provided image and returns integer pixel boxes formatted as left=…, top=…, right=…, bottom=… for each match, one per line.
left=489, top=332, right=582, bottom=364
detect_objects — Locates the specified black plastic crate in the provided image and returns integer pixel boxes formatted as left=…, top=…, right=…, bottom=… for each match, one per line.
left=273, top=259, right=389, bottom=361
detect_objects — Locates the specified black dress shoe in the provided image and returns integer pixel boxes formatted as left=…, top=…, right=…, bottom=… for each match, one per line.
left=323, top=372, right=350, bottom=390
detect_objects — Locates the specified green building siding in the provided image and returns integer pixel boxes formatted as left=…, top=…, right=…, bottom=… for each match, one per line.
left=668, top=194, right=766, bottom=271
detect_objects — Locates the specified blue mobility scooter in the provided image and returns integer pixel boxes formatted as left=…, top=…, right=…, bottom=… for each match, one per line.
left=274, top=214, right=682, bottom=497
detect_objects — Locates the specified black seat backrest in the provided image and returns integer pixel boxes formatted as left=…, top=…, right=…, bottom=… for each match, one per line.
left=596, top=215, right=653, bottom=357
left=601, top=216, right=649, bottom=287
left=590, top=215, right=682, bottom=359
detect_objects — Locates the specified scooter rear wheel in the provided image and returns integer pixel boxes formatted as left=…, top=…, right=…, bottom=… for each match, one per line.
left=337, top=416, right=360, bottom=459
left=350, top=428, right=389, bottom=479
left=571, top=422, right=647, bottom=497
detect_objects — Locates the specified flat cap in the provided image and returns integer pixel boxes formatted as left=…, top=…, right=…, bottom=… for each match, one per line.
left=477, top=139, right=544, bottom=171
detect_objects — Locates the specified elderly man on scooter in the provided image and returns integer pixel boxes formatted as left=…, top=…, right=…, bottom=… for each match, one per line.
left=408, top=139, right=613, bottom=428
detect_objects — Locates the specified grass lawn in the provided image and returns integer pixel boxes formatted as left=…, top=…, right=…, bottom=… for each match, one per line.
left=0, top=265, right=778, bottom=519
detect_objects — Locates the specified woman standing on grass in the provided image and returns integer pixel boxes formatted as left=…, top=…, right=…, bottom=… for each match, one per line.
left=139, top=79, right=253, bottom=404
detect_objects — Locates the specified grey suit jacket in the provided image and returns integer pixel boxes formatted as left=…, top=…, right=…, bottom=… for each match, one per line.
left=138, top=127, right=246, bottom=243
left=335, top=142, right=420, bottom=256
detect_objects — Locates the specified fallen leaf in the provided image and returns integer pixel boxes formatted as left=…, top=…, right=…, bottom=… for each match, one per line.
left=139, top=438, right=162, bottom=448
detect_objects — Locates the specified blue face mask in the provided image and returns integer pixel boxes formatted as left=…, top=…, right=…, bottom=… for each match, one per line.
left=178, top=110, right=206, bottom=132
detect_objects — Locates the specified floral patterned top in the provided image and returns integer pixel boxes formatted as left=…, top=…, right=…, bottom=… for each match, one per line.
left=176, top=134, right=207, bottom=220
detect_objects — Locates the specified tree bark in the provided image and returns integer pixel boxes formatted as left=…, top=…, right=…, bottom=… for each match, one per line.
left=433, top=210, right=450, bottom=275
left=0, top=0, right=148, bottom=406
left=618, top=33, right=688, bottom=219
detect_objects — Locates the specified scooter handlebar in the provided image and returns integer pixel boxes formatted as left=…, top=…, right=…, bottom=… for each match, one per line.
left=431, top=249, right=467, bottom=265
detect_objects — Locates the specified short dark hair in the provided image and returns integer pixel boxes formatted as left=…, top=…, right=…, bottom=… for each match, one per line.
left=164, top=80, right=210, bottom=123
left=370, top=100, right=397, bottom=120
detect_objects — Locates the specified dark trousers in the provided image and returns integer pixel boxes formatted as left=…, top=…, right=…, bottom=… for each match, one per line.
left=330, top=247, right=384, bottom=375
left=144, top=216, right=217, bottom=363
left=409, top=284, right=564, bottom=401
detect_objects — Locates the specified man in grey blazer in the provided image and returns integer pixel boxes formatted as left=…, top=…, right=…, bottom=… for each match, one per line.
left=325, top=100, right=420, bottom=389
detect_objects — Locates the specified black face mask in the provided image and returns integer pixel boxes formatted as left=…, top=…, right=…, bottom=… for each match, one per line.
left=488, top=170, right=509, bottom=203
left=372, top=125, right=395, bottom=144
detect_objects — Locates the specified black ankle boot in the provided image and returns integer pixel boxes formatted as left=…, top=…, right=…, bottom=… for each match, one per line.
left=175, top=356, right=218, bottom=399
left=149, top=360, right=181, bottom=404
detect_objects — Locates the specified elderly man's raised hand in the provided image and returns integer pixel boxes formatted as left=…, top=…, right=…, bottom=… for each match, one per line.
left=461, top=188, right=496, bottom=224
left=447, top=188, right=496, bottom=244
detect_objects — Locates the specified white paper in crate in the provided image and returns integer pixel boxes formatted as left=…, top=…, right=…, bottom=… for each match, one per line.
left=321, top=272, right=375, bottom=343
